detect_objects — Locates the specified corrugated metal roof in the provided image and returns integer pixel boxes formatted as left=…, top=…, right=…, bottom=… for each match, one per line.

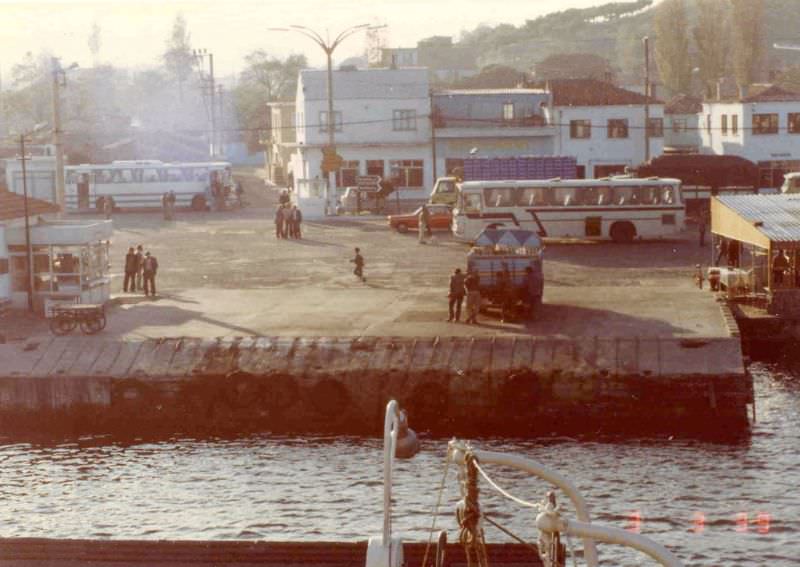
left=717, top=194, right=800, bottom=243
left=299, top=68, right=429, bottom=101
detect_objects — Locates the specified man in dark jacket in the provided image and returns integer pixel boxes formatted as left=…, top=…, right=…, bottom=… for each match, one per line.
left=142, top=251, right=159, bottom=297
left=448, top=268, right=466, bottom=322
left=464, top=267, right=481, bottom=324
left=123, top=247, right=138, bottom=292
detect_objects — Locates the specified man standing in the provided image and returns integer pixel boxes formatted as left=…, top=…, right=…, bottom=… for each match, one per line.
left=698, top=206, right=708, bottom=247
left=135, top=244, right=145, bottom=292
left=351, top=247, right=366, bottom=282
left=418, top=204, right=431, bottom=245
left=142, top=251, right=159, bottom=297
left=290, top=205, right=303, bottom=239
left=275, top=205, right=285, bottom=239
left=448, top=268, right=466, bottom=322
left=123, top=247, right=138, bottom=292
left=773, top=249, right=790, bottom=286
left=464, top=267, right=481, bottom=324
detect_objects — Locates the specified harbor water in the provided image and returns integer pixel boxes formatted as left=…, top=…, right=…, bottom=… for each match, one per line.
left=0, top=363, right=796, bottom=567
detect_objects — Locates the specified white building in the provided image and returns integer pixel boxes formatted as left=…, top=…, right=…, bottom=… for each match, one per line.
left=700, top=85, right=800, bottom=189
left=549, top=79, right=664, bottom=178
left=663, top=94, right=702, bottom=154
left=290, top=67, right=433, bottom=213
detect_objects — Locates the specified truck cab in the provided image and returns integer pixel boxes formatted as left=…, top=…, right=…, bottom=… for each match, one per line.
left=428, top=177, right=460, bottom=206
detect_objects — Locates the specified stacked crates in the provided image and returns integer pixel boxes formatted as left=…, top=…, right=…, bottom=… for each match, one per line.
left=463, top=156, right=577, bottom=181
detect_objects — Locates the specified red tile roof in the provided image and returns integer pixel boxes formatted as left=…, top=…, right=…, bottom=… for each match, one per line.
left=549, top=78, right=662, bottom=107
left=665, top=94, right=702, bottom=115
left=741, top=84, right=800, bottom=103
left=0, top=189, right=60, bottom=221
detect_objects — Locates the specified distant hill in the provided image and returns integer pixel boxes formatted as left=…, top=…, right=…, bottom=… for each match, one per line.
left=456, top=0, right=800, bottom=82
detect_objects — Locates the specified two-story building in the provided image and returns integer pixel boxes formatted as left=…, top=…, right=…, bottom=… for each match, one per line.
left=265, top=101, right=296, bottom=187
left=290, top=67, right=433, bottom=207
left=549, top=79, right=664, bottom=178
left=663, top=94, right=702, bottom=154
left=700, top=85, right=800, bottom=189
left=431, top=89, right=555, bottom=176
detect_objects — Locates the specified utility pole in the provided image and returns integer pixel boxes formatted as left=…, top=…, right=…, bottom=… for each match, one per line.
left=643, top=36, right=651, bottom=163
left=193, top=49, right=217, bottom=158
left=217, top=84, right=224, bottom=157
left=429, top=89, right=437, bottom=181
left=51, top=57, right=65, bottom=210
left=18, top=135, right=34, bottom=312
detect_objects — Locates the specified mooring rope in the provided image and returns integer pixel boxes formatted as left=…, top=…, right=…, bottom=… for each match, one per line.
left=457, top=452, right=489, bottom=567
left=472, top=458, right=541, bottom=510
left=421, top=452, right=452, bottom=567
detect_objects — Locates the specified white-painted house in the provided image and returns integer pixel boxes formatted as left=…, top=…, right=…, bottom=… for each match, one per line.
left=549, top=79, right=664, bottom=178
left=290, top=67, right=433, bottom=215
left=700, top=85, right=800, bottom=189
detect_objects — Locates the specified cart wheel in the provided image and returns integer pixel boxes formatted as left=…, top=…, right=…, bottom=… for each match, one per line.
left=80, top=313, right=106, bottom=335
left=50, top=314, right=76, bottom=335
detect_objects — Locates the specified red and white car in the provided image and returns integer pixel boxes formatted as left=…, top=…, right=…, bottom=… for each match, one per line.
left=387, top=204, right=452, bottom=233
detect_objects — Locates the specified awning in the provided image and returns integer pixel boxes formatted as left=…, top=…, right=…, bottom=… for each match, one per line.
left=711, top=195, right=800, bottom=250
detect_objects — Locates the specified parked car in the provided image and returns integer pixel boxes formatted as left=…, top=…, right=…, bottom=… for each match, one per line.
left=387, top=204, right=452, bottom=233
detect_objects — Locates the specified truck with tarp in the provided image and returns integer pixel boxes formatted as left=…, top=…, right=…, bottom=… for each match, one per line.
left=466, top=228, right=544, bottom=320
left=429, top=156, right=578, bottom=206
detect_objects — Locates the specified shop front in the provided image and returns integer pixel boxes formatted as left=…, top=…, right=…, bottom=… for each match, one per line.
left=4, top=219, right=113, bottom=314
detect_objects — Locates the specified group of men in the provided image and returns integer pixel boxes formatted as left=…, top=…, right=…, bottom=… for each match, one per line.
left=447, top=265, right=541, bottom=324
left=274, top=202, right=303, bottom=239
left=123, top=245, right=159, bottom=297
left=447, top=267, right=480, bottom=324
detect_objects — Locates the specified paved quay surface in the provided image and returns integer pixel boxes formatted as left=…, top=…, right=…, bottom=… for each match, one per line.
left=1, top=179, right=731, bottom=342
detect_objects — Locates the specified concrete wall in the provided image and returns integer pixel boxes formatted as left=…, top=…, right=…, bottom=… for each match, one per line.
left=555, top=105, right=665, bottom=177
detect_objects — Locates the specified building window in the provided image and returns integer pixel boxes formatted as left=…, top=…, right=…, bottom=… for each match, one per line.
left=671, top=118, right=687, bottom=133
left=647, top=118, right=663, bottom=138
left=752, top=113, right=778, bottom=135
left=319, top=111, right=342, bottom=133
left=392, top=109, right=417, bottom=131
left=706, top=114, right=712, bottom=133
left=721, top=114, right=728, bottom=135
left=732, top=114, right=739, bottom=135
left=336, top=160, right=360, bottom=187
left=607, top=119, right=628, bottom=139
left=503, top=103, right=515, bottom=121
left=389, top=159, right=424, bottom=188
left=570, top=120, right=591, bottom=139
left=366, top=160, right=384, bottom=178
left=789, top=113, right=800, bottom=134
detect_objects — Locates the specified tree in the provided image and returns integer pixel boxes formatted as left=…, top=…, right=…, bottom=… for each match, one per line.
left=451, top=64, right=527, bottom=89
left=163, top=13, right=194, bottom=100
left=88, top=21, right=102, bottom=65
left=653, top=0, right=691, bottom=95
left=693, top=0, right=729, bottom=99
left=535, top=53, right=615, bottom=82
left=730, top=0, right=765, bottom=90
left=233, top=52, right=307, bottom=152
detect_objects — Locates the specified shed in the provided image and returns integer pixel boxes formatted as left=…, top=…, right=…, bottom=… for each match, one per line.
left=711, top=194, right=800, bottom=316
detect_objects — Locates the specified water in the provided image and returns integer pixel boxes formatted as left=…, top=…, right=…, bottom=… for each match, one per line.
left=0, top=363, right=797, bottom=566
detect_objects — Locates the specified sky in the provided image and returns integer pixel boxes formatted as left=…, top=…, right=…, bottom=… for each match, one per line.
left=0, top=0, right=611, bottom=81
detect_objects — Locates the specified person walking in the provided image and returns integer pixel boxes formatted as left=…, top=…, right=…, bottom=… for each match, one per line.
left=698, top=207, right=707, bottom=247
left=142, top=251, right=159, bottom=297
left=351, top=247, right=366, bottom=282
left=123, top=247, right=138, bottom=292
left=275, top=205, right=285, bottom=239
left=102, top=196, right=113, bottom=219
left=418, top=204, right=431, bottom=244
left=464, top=267, right=481, bottom=324
left=447, top=268, right=466, bottom=322
left=135, top=244, right=145, bottom=292
left=290, top=205, right=303, bottom=239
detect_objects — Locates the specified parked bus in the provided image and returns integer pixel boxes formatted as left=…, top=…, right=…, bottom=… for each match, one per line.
left=64, top=160, right=233, bottom=211
left=451, top=177, right=685, bottom=243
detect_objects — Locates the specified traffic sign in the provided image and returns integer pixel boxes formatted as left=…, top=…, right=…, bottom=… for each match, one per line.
left=355, top=175, right=381, bottom=191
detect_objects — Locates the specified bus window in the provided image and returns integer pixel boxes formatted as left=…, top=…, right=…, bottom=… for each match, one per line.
left=118, top=169, right=134, bottom=183
left=484, top=187, right=515, bottom=207
left=613, top=186, right=633, bottom=205
left=661, top=185, right=676, bottom=204
left=562, top=187, right=581, bottom=206
left=597, top=186, right=612, bottom=205
left=167, top=168, right=184, bottom=182
left=462, top=192, right=482, bottom=212
left=520, top=188, right=537, bottom=206
left=580, top=186, right=598, bottom=206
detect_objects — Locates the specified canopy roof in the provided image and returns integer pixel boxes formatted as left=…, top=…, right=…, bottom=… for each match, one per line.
left=711, top=195, right=800, bottom=250
left=475, top=228, right=542, bottom=248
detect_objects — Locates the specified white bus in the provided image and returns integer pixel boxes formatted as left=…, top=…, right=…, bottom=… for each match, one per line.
left=64, top=160, right=233, bottom=211
left=451, top=177, right=685, bottom=243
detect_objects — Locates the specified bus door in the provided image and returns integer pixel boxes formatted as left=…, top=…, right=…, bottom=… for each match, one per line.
left=77, top=173, right=90, bottom=209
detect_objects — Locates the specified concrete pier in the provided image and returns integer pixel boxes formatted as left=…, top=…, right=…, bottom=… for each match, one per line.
left=0, top=333, right=750, bottom=436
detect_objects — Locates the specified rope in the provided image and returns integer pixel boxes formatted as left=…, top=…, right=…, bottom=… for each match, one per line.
left=457, top=453, right=489, bottom=567
left=481, top=512, right=540, bottom=554
left=420, top=454, right=452, bottom=567
left=472, top=458, right=541, bottom=510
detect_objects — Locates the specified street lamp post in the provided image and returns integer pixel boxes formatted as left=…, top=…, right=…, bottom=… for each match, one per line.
left=642, top=36, right=651, bottom=163
left=270, top=24, right=374, bottom=213
left=51, top=58, right=78, bottom=212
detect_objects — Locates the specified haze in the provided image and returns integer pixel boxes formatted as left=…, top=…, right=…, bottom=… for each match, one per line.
left=1, top=0, right=610, bottom=77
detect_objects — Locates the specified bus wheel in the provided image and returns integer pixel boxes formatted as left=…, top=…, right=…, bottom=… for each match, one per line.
left=191, top=195, right=207, bottom=211
left=610, top=221, right=636, bottom=244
